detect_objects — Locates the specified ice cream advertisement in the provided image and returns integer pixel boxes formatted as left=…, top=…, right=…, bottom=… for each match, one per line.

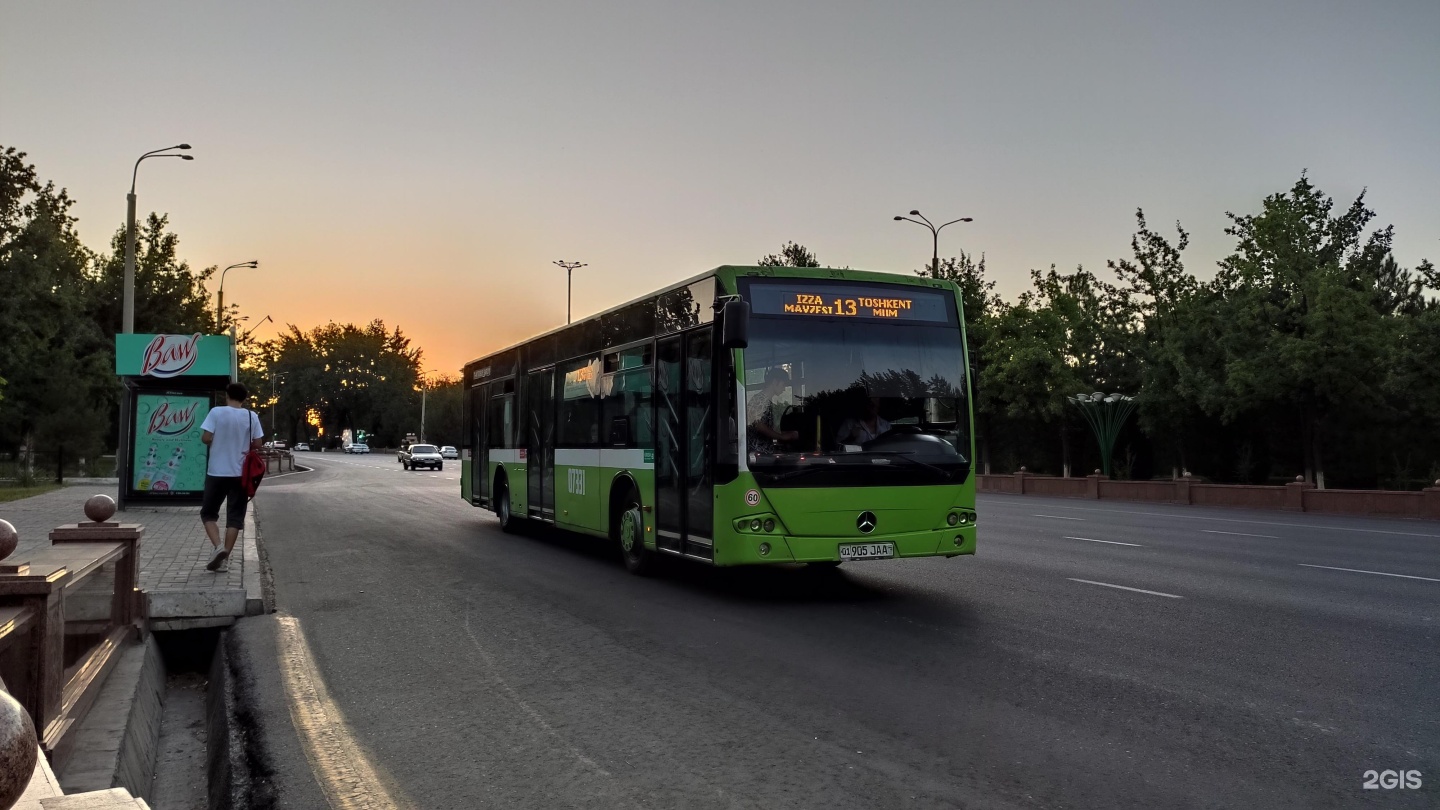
left=132, top=393, right=211, bottom=496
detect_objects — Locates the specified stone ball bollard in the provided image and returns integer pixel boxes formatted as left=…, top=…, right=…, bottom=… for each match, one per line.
left=1296, top=475, right=1305, bottom=482
left=84, top=494, right=117, bottom=523
left=0, top=521, right=15, bottom=563
left=0, top=688, right=38, bottom=809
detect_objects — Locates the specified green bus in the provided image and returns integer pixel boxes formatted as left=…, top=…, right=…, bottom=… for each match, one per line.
left=460, top=265, right=977, bottom=574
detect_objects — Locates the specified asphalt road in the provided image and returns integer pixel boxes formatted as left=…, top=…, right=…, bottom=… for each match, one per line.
left=248, top=453, right=1439, bottom=808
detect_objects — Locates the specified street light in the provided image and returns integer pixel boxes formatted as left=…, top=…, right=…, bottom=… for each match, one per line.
left=553, top=260, right=587, bottom=324
left=241, top=315, right=273, bottom=342
left=418, top=370, right=442, bottom=443
left=269, top=371, right=290, bottom=441
left=124, top=144, right=192, bottom=334
left=894, top=209, right=973, bottom=278
left=217, top=260, right=259, bottom=328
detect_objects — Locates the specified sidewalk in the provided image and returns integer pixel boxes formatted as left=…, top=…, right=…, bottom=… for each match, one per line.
left=0, top=485, right=262, bottom=628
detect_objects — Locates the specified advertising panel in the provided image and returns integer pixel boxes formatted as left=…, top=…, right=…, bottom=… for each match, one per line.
left=130, top=392, right=212, bottom=499
left=115, top=333, right=233, bottom=378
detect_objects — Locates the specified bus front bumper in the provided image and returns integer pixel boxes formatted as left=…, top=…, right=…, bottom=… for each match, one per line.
left=716, top=525, right=976, bottom=566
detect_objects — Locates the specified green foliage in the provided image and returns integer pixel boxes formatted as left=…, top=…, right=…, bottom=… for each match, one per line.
left=91, top=213, right=218, bottom=336
left=253, top=321, right=425, bottom=448
left=970, top=175, right=1436, bottom=487
left=757, top=241, right=821, bottom=267
left=0, top=146, right=113, bottom=459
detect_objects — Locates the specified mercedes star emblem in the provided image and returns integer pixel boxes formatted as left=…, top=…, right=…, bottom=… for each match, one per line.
left=856, top=511, right=877, bottom=533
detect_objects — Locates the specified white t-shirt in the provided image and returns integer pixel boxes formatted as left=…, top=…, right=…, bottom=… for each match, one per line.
left=200, top=406, right=264, bottom=477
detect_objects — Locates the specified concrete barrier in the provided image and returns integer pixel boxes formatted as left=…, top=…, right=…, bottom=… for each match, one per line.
left=977, top=472, right=1440, bottom=520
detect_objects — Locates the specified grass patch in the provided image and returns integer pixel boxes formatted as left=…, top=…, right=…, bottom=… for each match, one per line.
left=0, top=483, right=65, bottom=503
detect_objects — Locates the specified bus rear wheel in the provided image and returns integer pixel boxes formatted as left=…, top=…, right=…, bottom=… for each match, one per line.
left=496, top=482, right=523, bottom=533
left=615, top=491, right=653, bottom=575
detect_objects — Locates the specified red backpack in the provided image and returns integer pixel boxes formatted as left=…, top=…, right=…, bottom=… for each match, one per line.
left=241, top=408, right=266, bottom=499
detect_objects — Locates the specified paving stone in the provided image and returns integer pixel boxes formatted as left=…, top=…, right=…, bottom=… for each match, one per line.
left=0, top=487, right=256, bottom=622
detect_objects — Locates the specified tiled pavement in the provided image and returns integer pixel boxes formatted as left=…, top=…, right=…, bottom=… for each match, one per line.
left=0, top=485, right=261, bottom=625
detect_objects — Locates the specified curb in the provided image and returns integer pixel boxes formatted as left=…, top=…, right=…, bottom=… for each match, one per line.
left=242, top=509, right=263, bottom=616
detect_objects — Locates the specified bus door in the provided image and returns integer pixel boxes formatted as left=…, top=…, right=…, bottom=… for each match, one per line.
left=655, top=329, right=715, bottom=560
left=471, top=383, right=487, bottom=503
left=526, top=368, right=556, bottom=520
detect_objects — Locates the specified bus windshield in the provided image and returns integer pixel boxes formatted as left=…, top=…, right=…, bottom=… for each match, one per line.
left=741, top=311, right=970, bottom=488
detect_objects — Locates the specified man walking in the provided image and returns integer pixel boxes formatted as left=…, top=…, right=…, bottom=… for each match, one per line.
left=199, top=382, right=264, bottom=572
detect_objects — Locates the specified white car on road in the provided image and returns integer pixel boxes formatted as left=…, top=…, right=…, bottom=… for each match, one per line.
left=345, top=443, right=371, bottom=454
left=440, top=446, right=459, bottom=459
left=400, top=443, right=444, bottom=471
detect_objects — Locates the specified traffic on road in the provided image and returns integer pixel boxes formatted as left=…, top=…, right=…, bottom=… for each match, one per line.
left=265, top=454, right=1437, bottom=808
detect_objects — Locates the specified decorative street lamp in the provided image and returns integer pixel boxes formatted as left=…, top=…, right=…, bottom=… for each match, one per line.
left=124, top=144, right=192, bottom=334
left=1068, top=392, right=1138, bottom=478
left=894, top=210, right=973, bottom=278
left=553, top=260, right=587, bottom=324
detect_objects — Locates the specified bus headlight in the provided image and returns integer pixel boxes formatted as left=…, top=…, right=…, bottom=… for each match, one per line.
left=763, top=519, right=775, bottom=532
left=954, top=535, right=964, bottom=547
left=750, top=518, right=762, bottom=532
left=759, top=542, right=771, bottom=556
left=947, top=512, right=959, bottom=526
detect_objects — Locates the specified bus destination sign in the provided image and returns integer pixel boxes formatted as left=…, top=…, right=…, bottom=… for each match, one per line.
left=745, top=281, right=952, bottom=324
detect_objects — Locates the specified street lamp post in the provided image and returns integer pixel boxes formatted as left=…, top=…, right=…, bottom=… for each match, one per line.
left=418, top=371, right=441, bottom=443
left=270, top=371, right=290, bottom=441
left=217, top=261, right=259, bottom=329
left=894, top=210, right=973, bottom=278
left=553, top=260, right=587, bottom=324
left=124, top=144, right=193, bottom=334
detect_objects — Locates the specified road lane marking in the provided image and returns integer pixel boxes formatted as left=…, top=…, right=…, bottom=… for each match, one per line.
left=276, top=616, right=408, bottom=809
left=1297, top=564, right=1440, bottom=583
left=1033, top=514, right=1085, bottom=521
left=1203, top=530, right=1278, bottom=538
left=1063, top=536, right=1143, bottom=547
left=1068, top=578, right=1183, bottom=598
left=988, top=502, right=1440, bottom=538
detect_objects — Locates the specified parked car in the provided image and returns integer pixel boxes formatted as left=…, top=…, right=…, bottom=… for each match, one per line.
left=440, top=446, right=459, bottom=459
left=294, top=443, right=310, bottom=452
left=399, top=443, right=443, bottom=470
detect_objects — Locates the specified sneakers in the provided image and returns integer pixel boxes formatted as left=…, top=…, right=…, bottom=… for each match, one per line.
left=206, top=549, right=230, bottom=572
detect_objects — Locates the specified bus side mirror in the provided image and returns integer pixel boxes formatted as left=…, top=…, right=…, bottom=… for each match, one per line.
left=721, top=299, right=750, bottom=349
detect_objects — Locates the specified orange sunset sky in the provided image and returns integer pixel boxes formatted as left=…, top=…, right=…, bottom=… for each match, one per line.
left=3, top=2, right=1437, bottom=376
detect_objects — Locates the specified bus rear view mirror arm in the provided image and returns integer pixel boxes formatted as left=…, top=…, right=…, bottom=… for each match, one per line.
left=722, top=299, right=750, bottom=349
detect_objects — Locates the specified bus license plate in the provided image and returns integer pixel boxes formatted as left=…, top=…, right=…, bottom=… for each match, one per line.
left=838, top=542, right=894, bottom=561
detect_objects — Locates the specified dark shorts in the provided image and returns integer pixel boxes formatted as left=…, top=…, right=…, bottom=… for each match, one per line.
left=200, top=476, right=248, bottom=528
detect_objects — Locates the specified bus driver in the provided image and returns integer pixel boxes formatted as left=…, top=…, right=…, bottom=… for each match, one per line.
left=747, top=367, right=798, bottom=454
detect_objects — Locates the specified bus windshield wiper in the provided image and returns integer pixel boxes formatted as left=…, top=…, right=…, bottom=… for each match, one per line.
left=841, top=451, right=951, bottom=477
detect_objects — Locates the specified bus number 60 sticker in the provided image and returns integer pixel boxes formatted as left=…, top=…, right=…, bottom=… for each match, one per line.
left=744, top=489, right=761, bottom=507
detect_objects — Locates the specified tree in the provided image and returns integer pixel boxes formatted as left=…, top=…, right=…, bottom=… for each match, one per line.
left=982, top=265, right=1131, bottom=476
left=0, top=146, right=113, bottom=467
left=757, top=241, right=821, bottom=267
left=90, top=213, right=218, bottom=337
left=256, top=321, right=424, bottom=447
left=1211, top=174, right=1396, bottom=488
left=925, top=252, right=1001, bottom=471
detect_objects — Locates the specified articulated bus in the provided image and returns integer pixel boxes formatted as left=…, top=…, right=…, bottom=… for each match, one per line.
left=459, top=265, right=977, bottom=573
